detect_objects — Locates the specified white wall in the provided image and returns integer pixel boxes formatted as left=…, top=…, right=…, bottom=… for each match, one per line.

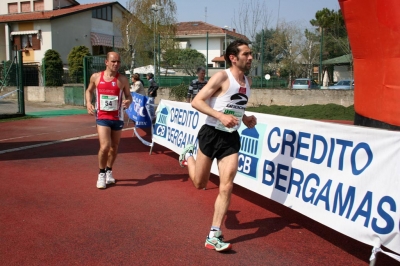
left=332, top=65, right=353, bottom=82
left=51, top=11, right=93, bottom=63
left=188, top=37, right=223, bottom=66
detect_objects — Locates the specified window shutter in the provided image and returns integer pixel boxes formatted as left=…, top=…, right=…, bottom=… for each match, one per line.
left=32, top=34, right=41, bottom=50
left=13, top=35, right=21, bottom=50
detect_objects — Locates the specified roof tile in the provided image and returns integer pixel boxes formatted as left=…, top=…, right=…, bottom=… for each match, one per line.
left=0, top=2, right=113, bottom=23
left=176, top=21, right=249, bottom=41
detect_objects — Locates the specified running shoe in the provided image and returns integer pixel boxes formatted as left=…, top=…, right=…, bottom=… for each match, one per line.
left=97, top=173, right=106, bottom=189
left=204, top=231, right=232, bottom=252
left=179, top=144, right=194, bottom=167
left=106, top=170, right=115, bottom=184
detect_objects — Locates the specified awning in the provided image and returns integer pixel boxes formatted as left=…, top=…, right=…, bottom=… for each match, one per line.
left=90, top=32, right=123, bottom=48
left=11, top=30, right=38, bottom=35
left=322, top=54, right=352, bottom=65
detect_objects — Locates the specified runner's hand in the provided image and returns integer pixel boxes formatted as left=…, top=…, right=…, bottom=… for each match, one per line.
left=122, top=99, right=131, bottom=109
left=87, top=104, right=95, bottom=115
left=219, top=114, right=239, bottom=128
left=243, top=115, right=257, bottom=128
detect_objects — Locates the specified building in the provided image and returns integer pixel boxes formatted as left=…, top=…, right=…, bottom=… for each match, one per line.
left=175, top=21, right=249, bottom=75
left=0, top=0, right=128, bottom=66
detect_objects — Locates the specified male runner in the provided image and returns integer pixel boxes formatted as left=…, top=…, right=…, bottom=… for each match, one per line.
left=179, top=40, right=257, bottom=251
left=86, top=52, right=132, bottom=189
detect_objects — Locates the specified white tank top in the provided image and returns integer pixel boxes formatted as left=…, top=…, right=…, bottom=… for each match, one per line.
left=205, top=69, right=251, bottom=131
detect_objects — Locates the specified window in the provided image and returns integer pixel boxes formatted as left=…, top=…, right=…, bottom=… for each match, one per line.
left=21, top=1, right=31, bottom=12
left=13, top=34, right=41, bottom=51
left=8, top=3, right=18, bottom=14
left=34, top=0, right=44, bottom=11
left=92, top=6, right=112, bottom=21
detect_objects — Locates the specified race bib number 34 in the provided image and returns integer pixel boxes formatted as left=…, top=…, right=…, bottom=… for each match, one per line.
left=100, top=95, right=118, bottom=111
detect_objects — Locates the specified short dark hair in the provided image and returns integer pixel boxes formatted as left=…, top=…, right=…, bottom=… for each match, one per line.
left=132, top=73, right=140, bottom=80
left=224, top=40, right=249, bottom=67
left=147, top=73, right=154, bottom=78
left=197, top=67, right=205, bottom=73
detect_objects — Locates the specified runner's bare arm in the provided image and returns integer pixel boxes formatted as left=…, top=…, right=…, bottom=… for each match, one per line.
left=86, top=73, right=99, bottom=115
left=191, top=71, right=239, bottom=128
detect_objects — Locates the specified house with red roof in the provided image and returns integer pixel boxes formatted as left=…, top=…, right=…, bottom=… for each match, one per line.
left=175, top=21, right=249, bottom=71
left=0, top=0, right=128, bottom=66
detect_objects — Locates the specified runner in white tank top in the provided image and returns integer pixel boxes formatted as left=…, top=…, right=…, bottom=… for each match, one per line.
left=205, top=68, right=251, bottom=132
left=178, top=40, right=258, bottom=252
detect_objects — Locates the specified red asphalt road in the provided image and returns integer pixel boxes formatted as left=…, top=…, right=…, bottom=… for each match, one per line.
left=0, top=115, right=396, bottom=265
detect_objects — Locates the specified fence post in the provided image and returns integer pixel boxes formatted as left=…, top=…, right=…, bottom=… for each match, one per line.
left=42, top=58, right=46, bottom=86
left=17, top=50, right=25, bottom=115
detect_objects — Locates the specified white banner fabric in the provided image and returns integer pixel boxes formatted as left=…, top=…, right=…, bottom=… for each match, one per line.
left=152, top=100, right=400, bottom=256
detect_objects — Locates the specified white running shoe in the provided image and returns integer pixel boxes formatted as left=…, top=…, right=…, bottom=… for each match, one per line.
left=97, top=173, right=106, bottom=189
left=204, top=230, right=232, bottom=252
left=106, top=170, right=115, bottom=184
left=179, top=144, right=194, bottom=167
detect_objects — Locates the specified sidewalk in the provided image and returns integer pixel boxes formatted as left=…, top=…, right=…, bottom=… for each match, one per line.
left=0, top=99, right=86, bottom=118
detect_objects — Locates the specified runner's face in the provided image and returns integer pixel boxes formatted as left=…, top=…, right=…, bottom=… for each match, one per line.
left=106, top=53, right=121, bottom=72
left=233, top=45, right=252, bottom=71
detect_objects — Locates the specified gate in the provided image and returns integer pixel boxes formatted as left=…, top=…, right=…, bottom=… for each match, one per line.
left=0, top=51, right=25, bottom=118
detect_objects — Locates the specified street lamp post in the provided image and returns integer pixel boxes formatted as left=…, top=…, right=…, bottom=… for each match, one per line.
left=150, top=3, right=163, bottom=80
left=319, top=27, right=324, bottom=86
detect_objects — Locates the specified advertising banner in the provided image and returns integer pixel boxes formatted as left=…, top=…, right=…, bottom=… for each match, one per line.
left=152, top=100, right=400, bottom=256
left=125, top=92, right=151, bottom=128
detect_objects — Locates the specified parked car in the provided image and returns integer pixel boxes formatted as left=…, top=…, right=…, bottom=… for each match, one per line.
left=328, top=79, right=354, bottom=90
left=292, top=78, right=320, bottom=89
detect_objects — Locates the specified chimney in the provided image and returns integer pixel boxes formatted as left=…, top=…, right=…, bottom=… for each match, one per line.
left=233, top=29, right=236, bottom=33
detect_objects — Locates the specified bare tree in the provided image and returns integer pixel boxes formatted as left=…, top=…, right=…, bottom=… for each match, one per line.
left=115, top=0, right=177, bottom=75
left=231, top=0, right=272, bottom=43
left=270, top=21, right=305, bottom=87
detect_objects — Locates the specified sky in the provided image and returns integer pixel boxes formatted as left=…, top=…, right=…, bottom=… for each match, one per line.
left=77, top=0, right=341, bottom=30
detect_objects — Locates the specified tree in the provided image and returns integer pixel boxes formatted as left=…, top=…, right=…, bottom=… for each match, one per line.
left=67, top=46, right=91, bottom=83
left=43, top=49, right=63, bottom=86
left=117, top=0, right=177, bottom=74
left=176, top=49, right=206, bottom=76
left=231, top=0, right=272, bottom=78
left=310, top=8, right=350, bottom=83
left=231, top=0, right=272, bottom=43
left=270, top=21, right=305, bottom=87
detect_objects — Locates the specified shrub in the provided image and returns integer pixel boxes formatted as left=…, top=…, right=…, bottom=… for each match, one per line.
left=43, top=49, right=63, bottom=86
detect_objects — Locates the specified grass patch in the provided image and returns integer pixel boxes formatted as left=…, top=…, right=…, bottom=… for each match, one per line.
left=247, top=104, right=355, bottom=120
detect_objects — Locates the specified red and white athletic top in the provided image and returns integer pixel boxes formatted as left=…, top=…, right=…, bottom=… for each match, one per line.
left=95, top=71, right=124, bottom=121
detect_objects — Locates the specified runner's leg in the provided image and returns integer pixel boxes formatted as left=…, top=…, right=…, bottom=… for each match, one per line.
left=187, top=148, right=212, bottom=189
left=97, top=125, right=111, bottom=169
left=107, top=129, right=122, bottom=168
left=211, top=153, right=238, bottom=228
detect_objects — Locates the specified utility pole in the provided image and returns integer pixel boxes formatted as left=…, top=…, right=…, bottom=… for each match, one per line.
left=150, top=3, right=163, bottom=80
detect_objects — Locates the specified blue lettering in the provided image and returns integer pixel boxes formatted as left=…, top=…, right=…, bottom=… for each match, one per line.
left=351, top=191, right=372, bottom=227
left=281, top=129, right=296, bottom=157
left=296, top=132, right=310, bottom=161
left=275, top=164, right=289, bottom=192
left=371, top=196, right=396, bottom=234
left=262, top=160, right=275, bottom=186
left=267, top=127, right=280, bottom=153
left=287, top=168, right=304, bottom=198
left=333, top=183, right=355, bottom=219
left=310, top=135, right=328, bottom=164
left=302, top=173, right=320, bottom=203
left=351, top=142, right=373, bottom=175
left=314, top=179, right=332, bottom=211
left=336, top=139, right=353, bottom=171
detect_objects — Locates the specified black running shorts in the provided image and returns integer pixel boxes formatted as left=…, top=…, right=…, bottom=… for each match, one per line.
left=198, top=124, right=240, bottom=160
